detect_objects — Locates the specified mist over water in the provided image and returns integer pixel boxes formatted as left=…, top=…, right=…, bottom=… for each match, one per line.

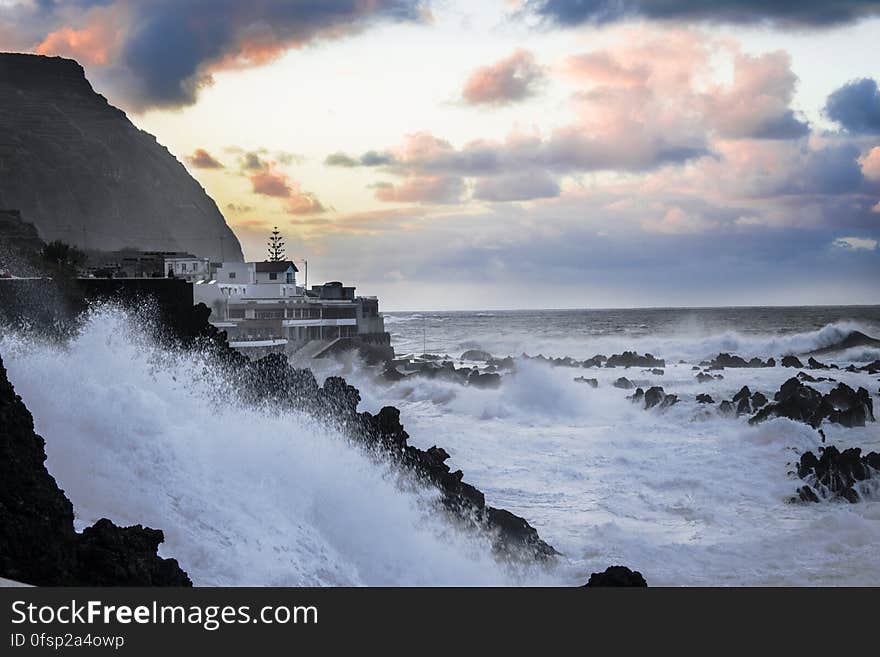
left=3, top=305, right=880, bottom=585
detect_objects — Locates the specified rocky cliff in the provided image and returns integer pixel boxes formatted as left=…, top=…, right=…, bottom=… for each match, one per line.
left=0, top=53, right=242, bottom=262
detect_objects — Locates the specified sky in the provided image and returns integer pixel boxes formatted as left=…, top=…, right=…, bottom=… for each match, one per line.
left=1, top=0, right=879, bottom=310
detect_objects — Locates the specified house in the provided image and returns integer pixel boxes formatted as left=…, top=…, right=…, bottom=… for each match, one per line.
left=192, top=261, right=387, bottom=356
left=164, top=255, right=210, bottom=282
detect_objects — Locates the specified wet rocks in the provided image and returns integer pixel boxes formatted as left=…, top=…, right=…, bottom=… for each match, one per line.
left=795, top=446, right=880, bottom=503
left=749, top=378, right=827, bottom=428
left=358, top=405, right=556, bottom=560
left=696, top=393, right=714, bottom=404
left=750, top=379, right=875, bottom=429
left=0, top=352, right=191, bottom=586
left=613, top=377, right=635, bottom=390
left=583, top=566, right=647, bottom=587
left=781, top=356, right=804, bottom=368
left=807, top=357, right=831, bottom=370
left=707, top=353, right=773, bottom=369
left=574, top=377, right=598, bottom=387
left=825, top=383, right=875, bottom=427
left=644, top=386, right=677, bottom=409
left=605, top=351, right=665, bottom=368
left=733, top=386, right=751, bottom=402
left=628, top=387, right=644, bottom=403
left=695, top=372, right=715, bottom=383
left=751, top=391, right=769, bottom=409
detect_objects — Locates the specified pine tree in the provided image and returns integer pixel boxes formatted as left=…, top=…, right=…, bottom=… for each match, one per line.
left=267, top=226, right=285, bottom=262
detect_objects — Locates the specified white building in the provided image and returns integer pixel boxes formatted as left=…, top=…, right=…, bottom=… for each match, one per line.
left=214, top=261, right=298, bottom=286
left=193, top=261, right=386, bottom=354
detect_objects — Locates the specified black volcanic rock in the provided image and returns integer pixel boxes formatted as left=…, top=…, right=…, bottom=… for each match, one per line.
left=733, top=386, right=751, bottom=402
left=0, top=54, right=242, bottom=261
left=750, top=378, right=875, bottom=429
left=613, top=376, right=635, bottom=389
left=796, top=446, right=880, bottom=503
left=0, top=351, right=190, bottom=586
left=751, top=391, right=769, bottom=409
left=808, top=357, right=830, bottom=370
left=574, top=376, right=598, bottom=387
left=781, top=356, right=804, bottom=368
left=605, top=351, right=665, bottom=368
left=583, top=566, right=647, bottom=587
left=696, top=393, right=714, bottom=404
left=644, top=386, right=665, bottom=409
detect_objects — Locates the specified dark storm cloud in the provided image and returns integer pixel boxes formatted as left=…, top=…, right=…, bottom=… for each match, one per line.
left=826, top=78, right=880, bottom=134
left=5, top=0, right=428, bottom=109
left=526, top=0, right=880, bottom=27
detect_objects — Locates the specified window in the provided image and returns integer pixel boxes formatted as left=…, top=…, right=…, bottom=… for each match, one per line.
left=269, top=272, right=278, bottom=280
left=229, top=272, right=236, bottom=279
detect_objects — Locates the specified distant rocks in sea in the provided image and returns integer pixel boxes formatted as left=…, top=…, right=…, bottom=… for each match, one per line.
left=605, top=351, right=665, bottom=368
left=705, top=353, right=775, bottom=369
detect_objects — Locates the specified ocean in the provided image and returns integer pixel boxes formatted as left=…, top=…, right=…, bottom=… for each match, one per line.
left=3, top=305, right=880, bottom=586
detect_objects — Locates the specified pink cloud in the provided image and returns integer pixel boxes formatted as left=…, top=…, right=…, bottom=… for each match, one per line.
left=34, top=7, right=122, bottom=66
left=860, top=146, right=880, bottom=180
left=462, top=49, right=544, bottom=105
left=374, top=176, right=465, bottom=204
left=248, top=161, right=325, bottom=214
left=185, top=148, right=224, bottom=169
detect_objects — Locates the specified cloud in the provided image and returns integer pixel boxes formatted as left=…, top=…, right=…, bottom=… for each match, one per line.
left=325, top=150, right=396, bottom=167
left=339, top=28, right=811, bottom=201
left=374, top=176, right=465, bottom=204
left=641, top=206, right=715, bottom=235
left=185, top=148, right=224, bottom=169
left=525, top=0, right=880, bottom=27
left=833, top=236, right=878, bottom=250
left=705, top=50, right=809, bottom=140
left=862, top=146, right=880, bottom=180
left=462, top=49, right=544, bottom=105
left=826, top=78, right=880, bottom=134
left=473, top=171, right=560, bottom=201
left=6, top=0, right=428, bottom=109
left=247, top=160, right=326, bottom=214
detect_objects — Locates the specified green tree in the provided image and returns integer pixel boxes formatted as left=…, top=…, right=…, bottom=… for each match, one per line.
left=267, top=227, right=285, bottom=262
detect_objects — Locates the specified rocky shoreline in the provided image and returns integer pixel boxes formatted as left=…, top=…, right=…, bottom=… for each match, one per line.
left=1, top=300, right=578, bottom=585
left=388, top=337, right=880, bottom=507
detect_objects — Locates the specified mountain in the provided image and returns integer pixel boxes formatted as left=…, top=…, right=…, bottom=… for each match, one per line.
left=0, top=53, right=243, bottom=262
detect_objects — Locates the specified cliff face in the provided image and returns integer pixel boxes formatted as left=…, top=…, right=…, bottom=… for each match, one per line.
left=0, top=53, right=243, bottom=262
